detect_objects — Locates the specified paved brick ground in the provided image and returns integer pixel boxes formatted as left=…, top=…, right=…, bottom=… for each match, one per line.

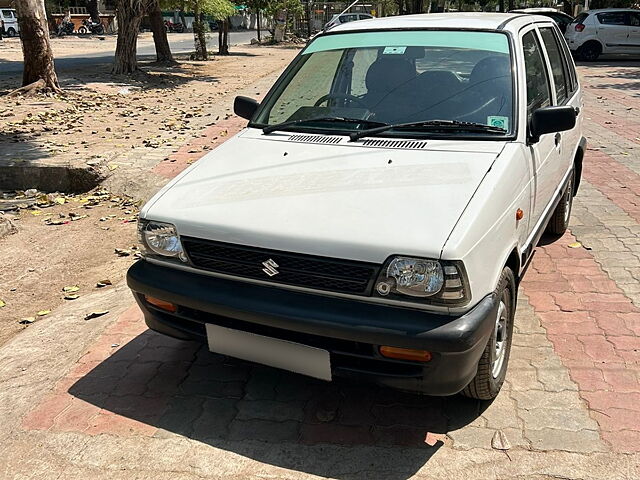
left=2, top=60, right=640, bottom=479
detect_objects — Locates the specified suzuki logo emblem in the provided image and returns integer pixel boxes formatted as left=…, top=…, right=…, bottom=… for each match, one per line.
left=262, top=258, right=280, bottom=277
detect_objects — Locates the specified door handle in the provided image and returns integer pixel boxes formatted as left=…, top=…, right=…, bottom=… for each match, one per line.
left=555, top=133, right=561, bottom=147
left=574, top=106, right=581, bottom=116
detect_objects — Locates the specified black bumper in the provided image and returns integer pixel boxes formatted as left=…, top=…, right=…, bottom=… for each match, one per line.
left=127, top=260, right=499, bottom=395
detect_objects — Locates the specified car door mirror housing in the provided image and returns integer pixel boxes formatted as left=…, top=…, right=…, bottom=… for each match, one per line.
left=234, top=96, right=260, bottom=121
left=529, top=106, right=577, bottom=144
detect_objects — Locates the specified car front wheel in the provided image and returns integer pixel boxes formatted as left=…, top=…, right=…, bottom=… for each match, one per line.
left=461, top=266, right=516, bottom=400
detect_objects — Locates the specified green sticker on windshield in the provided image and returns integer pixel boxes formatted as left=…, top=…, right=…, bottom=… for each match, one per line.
left=383, top=46, right=406, bottom=55
left=488, top=116, right=509, bottom=131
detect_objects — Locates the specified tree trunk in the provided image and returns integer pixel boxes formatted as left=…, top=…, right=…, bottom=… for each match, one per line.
left=179, top=9, right=188, bottom=30
left=192, top=4, right=207, bottom=60
left=219, top=18, right=229, bottom=55
left=15, top=0, right=60, bottom=92
left=112, top=0, right=145, bottom=74
left=256, top=10, right=261, bottom=43
left=148, top=0, right=175, bottom=64
left=85, top=0, right=101, bottom=23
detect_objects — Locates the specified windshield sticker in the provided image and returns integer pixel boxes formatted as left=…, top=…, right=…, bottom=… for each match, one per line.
left=383, top=46, right=407, bottom=55
left=488, top=116, right=509, bottom=131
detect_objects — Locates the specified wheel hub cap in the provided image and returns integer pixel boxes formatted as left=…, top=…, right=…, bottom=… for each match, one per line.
left=491, top=301, right=508, bottom=378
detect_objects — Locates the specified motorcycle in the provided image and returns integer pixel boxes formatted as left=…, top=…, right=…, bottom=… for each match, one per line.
left=78, top=18, right=104, bottom=35
left=56, top=20, right=74, bottom=36
left=164, top=20, right=185, bottom=33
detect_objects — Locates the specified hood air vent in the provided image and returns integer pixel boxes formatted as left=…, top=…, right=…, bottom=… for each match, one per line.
left=287, top=134, right=342, bottom=145
left=361, top=139, right=428, bottom=149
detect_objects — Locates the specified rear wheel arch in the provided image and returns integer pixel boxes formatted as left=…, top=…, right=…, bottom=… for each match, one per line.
left=573, top=142, right=585, bottom=196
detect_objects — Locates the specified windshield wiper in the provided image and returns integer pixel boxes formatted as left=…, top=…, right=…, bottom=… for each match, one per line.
left=263, top=116, right=388, bottom=135
left=349, top=119, right=507, bottom=142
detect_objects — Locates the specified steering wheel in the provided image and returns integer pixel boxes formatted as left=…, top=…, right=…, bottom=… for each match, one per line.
left=314, top=93, right=367, bottom=108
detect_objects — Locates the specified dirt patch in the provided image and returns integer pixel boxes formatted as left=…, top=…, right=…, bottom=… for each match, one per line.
left=0, top=191, right=139, bottom=346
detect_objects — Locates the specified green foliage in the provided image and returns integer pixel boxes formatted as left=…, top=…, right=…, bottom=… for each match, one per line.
left=263, top=0, right=303, bottom=19
left=160, top=0, right=235, bottom=19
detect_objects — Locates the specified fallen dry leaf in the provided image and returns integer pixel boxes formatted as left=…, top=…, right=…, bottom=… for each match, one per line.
left=84, top=310, right=109, bottom=320
left=62, top=286, right=80, bottom=293
left=491, top=430, right=511, bottom=450
left=37, top=310, right=51, bottom=316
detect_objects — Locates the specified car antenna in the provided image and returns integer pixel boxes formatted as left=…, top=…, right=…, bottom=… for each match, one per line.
left=323, top=0, right=362, bottom=33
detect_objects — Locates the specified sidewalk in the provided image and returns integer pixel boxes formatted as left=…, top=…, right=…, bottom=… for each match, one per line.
left=0, top=61, right=639, bottom=479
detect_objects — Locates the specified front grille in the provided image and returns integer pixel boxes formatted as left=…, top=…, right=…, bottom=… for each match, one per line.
left=182, top=237, right=380, bottom=295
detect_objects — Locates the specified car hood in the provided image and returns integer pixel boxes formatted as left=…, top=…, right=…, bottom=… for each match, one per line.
left=143, top=129, right=505, bottom=263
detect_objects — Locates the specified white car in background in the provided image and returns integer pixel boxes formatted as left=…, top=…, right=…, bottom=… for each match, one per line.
left=0, top=8, right=19, bottom=37
left=565, top=8, right=640, bottom=60
left=324, top=12, right=374, bottom=30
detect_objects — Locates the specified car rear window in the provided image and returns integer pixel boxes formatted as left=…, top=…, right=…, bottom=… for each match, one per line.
left=572, top=12, right=588, bottom=24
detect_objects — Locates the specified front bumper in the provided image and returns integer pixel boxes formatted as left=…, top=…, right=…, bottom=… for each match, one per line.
left=127, top=260, right=499, bottom=395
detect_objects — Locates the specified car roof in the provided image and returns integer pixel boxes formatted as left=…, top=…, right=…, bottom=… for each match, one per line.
left=330, top=12, right=553, bottom=34
left=586, top=8, right=639, bottom=13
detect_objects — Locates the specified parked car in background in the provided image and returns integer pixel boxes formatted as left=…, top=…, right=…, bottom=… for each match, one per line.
left=324, top=12, right=374, bottom=30
left=128, top=13, right=585, bottom=401
left=565, top=8, right=640, bottom=61
left=510, top=7, right=574, bottom=33
left=0, top=8, right=19, bottom=37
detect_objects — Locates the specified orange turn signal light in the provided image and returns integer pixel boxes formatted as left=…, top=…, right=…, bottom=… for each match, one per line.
left=516, top=208, right=524, bottom=221
left=144, top=295, right=177, bottom=313
left=380, top=346, right=432, bottom=362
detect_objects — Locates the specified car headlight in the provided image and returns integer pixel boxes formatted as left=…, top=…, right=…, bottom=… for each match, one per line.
left=138, top=219, right=188, bottom=262
left=374, top=256, right=469, bottom=305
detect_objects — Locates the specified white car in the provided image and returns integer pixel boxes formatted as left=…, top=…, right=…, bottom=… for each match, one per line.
left=128, top=13, right=585, bottom=400
left=510, top=7, right=574, bottom=33
left=0, top=8, right=19, bottom=37
left=565, top=8, right=640, bottom=60
left=324, top=12, right=374, bottom=30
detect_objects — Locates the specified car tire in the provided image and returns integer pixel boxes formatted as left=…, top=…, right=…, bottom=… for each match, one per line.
left=7, top=27, right=16, bottom=37
left=545, top=170, right=574, bottom=236
left=461, top=266, right=516, bottom=401
left=78, top=26, right=88, bottom=34
left=578, top=41, right=601, bottom=61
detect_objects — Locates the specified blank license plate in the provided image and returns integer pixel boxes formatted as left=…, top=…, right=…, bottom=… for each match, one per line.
left=206, top=324, right=332, bottom=381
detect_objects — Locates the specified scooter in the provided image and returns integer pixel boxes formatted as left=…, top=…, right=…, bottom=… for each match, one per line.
left=78, top=18, right=104, bottom=35
left=164, top=20, right=185, bottom=33
left=57, top=20, right=74, bottom=36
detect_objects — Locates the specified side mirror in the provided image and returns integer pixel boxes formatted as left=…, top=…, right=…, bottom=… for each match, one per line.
left=234, top=96, right=259, bottom=121
left=529, top=105, right=576, bottom=144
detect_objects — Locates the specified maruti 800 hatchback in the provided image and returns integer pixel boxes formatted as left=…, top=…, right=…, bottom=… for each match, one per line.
left=128, top=13, right=585, bottom=400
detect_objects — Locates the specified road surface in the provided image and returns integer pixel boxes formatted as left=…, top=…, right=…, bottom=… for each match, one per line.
left=0, top=31, right=257, bottom=75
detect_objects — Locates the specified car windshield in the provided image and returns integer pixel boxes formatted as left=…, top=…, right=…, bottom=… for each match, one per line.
left=253, top=30, right=514, bottom=137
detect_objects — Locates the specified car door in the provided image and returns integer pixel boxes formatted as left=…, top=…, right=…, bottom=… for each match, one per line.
left=522, top=28, right=558, bottom=228
left=538, top=25, right=579, bottom=185
left=596, top=12, right=630, bottom=53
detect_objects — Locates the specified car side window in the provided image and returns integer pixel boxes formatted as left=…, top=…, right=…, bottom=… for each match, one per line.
left=597, top=13, right=626, bottom=25
left=1, top=10, right=12, bottom=18
left=539, top=27, right=569, bottom=104
left=523, top=31, right=552, bottom=118
left=630, top=13, right=640, bottom=27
